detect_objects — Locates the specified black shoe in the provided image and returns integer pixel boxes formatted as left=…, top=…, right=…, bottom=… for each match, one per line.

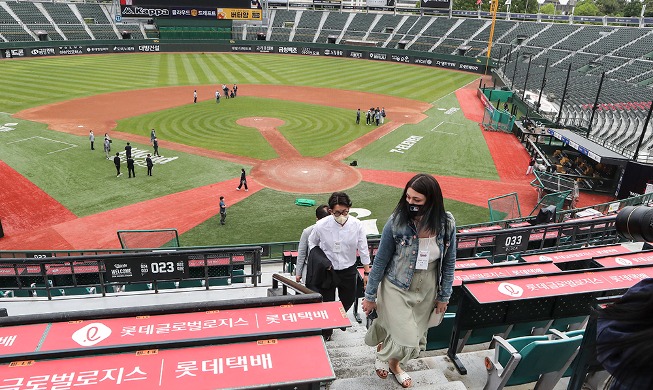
left=340, top=327, right=347, bottom=332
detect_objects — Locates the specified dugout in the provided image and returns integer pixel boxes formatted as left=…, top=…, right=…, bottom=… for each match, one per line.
left=520, top=126, right=628, bottom=195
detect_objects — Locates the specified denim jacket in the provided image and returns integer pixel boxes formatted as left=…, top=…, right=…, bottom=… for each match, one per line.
left=364, top=211, right=456, bottom=303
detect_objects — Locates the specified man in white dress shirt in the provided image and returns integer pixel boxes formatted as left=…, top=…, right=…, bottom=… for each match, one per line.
left=309, top=192, right=371, bottom=339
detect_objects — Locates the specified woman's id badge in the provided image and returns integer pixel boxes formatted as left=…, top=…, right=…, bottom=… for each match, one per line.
left=416, top=250, right=429, bottom=270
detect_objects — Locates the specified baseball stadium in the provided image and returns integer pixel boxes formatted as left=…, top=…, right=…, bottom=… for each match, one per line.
left=1, top=0, right=653, bottom=388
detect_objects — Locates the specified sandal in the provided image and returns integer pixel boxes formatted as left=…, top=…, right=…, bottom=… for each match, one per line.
left=390, top=368, right=412, bottom=388
left=374, top=358, right=389, bottom=379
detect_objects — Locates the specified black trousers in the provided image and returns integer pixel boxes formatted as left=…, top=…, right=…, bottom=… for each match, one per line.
left=128, top=167, right=135, bottom=177
left=147, top=167, right=152, bottom=176
left=319, top=265, right=357, bottom=338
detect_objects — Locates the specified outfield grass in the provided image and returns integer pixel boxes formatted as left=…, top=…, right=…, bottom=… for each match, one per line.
left=179, top=182, right=490, bottom=246
left=116, top=97, right=376, bottom=159
left=0, top=113, right=243, bottom=217
left=0, top=53, right=478, bottom=112
left=349, top=93, right=499, bottom=180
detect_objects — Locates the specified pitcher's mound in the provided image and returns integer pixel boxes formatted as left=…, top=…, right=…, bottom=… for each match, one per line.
left=251, top=157, right=362, bottom=194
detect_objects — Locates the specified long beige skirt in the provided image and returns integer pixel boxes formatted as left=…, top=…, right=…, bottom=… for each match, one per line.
left=365, top=260, right=439, bottom=366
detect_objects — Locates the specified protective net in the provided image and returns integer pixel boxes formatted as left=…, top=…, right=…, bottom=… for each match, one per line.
left=488, top=192, right=521, bottom=222
left=117, top=229, right=180, bottom=249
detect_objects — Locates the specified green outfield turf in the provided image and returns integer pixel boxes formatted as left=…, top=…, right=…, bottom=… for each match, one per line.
left=349, top=93, right=499, bottom=180
left=0, top=53, right=477, bottom=113
left=179, top=183, right=489, bottom=246
left=116, top=97, right=376, bottom=159
left=0, top=113, right=244, bottom=217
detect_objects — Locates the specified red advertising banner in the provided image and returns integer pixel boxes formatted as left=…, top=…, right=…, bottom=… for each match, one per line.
left=0, top=324, right=48, bottom=356
left=454, top=259, right=492, bottom=269
left=465, top=266, right=653, bottom=304
left=522, top=245, right=632, bottom=264
left=594, top=251, right=653, bottom=268
left=0, top=336, right=334, bottom=390
left=453, top=262, right=560, bottom=286
left=1, top=302, right=348, bottom=357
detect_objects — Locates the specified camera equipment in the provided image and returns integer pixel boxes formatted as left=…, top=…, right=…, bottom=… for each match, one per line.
left=615, top=206, right=653, bottom=242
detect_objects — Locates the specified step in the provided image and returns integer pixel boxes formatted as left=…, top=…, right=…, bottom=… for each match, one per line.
left=327, top=368, right=464, bottom=390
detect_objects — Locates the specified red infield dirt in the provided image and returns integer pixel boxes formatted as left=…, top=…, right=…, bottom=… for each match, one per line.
left=1, top=82, right=612, bottom=250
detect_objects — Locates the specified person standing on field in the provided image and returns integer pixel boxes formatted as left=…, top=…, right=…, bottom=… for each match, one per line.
left=150, top=129, right=156, bottom=144
left=219, top=196, right=227, bottom=225
left=153, top=137, right=160, bottom=157
left=193, top=90, right=197, bottom=104
left=89, top=130, right=95, bottom=150
left=127, top=156, right=135, bottom=178
left=113, top=153, right=122, bottom=177
left=104, top=137, right=111, bottom=159
left=146, top=154, right=153, bottom=176
left=216, top=90, right=221, bottom=103
left=125, top=142, right=132, bottom=159
left=356, top=109, right=361, bottom=125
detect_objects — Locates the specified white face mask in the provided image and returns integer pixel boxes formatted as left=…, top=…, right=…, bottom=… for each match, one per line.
left=334, top=214, right=348, bottom=225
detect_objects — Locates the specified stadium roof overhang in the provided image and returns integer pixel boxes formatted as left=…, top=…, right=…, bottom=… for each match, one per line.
left=545, top=128, right=629, bottom=166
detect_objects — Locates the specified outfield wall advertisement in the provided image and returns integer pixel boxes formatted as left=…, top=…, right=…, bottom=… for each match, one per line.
left=0, top=41, right=487, bottom=73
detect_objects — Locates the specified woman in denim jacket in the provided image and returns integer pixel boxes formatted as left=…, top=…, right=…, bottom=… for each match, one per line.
left=362, top=174, right=456, bottom=388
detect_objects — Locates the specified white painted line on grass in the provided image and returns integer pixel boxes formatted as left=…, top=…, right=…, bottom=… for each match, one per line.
left=429, top=122, right=462, bottom=134
left=7, top=136, right=78, bottom=154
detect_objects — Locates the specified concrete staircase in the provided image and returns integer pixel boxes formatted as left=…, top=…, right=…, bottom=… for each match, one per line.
left=324, top=309, right=572, bottom=390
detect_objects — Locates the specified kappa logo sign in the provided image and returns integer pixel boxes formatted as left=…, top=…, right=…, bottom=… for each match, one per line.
left=0, top=122, right=18, bottom=132
left=72, top=323, right=112, bottom=347
left=497, top=282, right=524, bottom=298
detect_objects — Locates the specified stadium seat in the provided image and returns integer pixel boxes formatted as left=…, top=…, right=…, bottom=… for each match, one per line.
left=232, top=269, right=246, bottom=284
left=483, top=333, right=583, bottom=390
left=152, top=281, right=177, bottom=291
left=123, top=283, right=152, bottom=292
left=1, top=289, right=32, bottom=298
left=550, top=315, right=588, bottom=333
left=63, top=286, right=97, bottom=296
left=208, top=277, right=229, bottom=286
left=458, top=325, right=511, bottom=352
left=425, top=313, right=456, bottom=350
left=178, top=279, right=205, bottom=289
left=31, top=282, right=64, bottom=297
left=506, top=319, right=554, bottom=338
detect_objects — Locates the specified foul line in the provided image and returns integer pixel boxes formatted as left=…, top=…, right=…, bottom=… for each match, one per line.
left=7, top=136, right=78, bottom=154
left=429, top=121, right=462, bottom=135
left=430, top=78, right=481, bottom=105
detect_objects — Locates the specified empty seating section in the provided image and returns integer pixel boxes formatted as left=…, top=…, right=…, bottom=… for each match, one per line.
left=342, top=13, right=375, bottom=41
left=404, top=15, right=430, bottom=35
left=366, top=31, right=389, bottom=45
left=409, top=35, right=436, bottom=52
left=448, top=18, right=487, bottom=40
left=293, top=28, right=316, bottom=42
left=29, top=24, right=64, bottom=40
left=498, top=22, right=546, bottom=45
left=554, top=26, right=613, bottom=51
left=371, top=14, right=402, bottom=33
left=421, top=17, right=458, bottom=39
left=395, top=15, right=419, bottom=35
left=296, top=10, right=323, bottom=29
left=0, top=5, right=18, bottom=24
left=614, top=32, right=653, bottom=58
left=75, top=3, right=111, bottom=24
left=474, top=20, right=514, bottom=43
left=588, top=56, right=628, bottom=75
left=6, top=1, right=49, bottom=24
left=41, top=2, right=78, bottom=24
left=271, top=9, right=296, bottom=27
left=534, top=48, right=570, bottom=66
left=466, top=40, right=490, bottom=57
left=556, top=51, right=601, bottom=71
left=432, top=38, right=465, bottom=54
left=270, top=27, right=292, bottom=42
left=527, top=24, right=579, bottom=49
left=117, top=24, right=143, bottom=39
left=0, top=24, right=32, bottom=41
left=88, top=24, right=117, bottom=40
left=245, top=25, right=266, bottom=41
left=585, top=27, right=648, bottom=54
left=321, top=11, right=349, bottom=31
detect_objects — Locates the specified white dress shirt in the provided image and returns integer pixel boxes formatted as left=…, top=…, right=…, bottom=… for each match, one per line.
left=308, top=215, right=370, bottom=270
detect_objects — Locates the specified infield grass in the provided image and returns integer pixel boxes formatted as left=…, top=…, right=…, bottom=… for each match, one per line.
left=116, top=97, right=375, bottom=159
left=179, top=182, right=489, bottom=246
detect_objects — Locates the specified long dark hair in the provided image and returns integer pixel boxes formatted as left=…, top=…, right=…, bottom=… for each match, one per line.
left=595, top=279, right=653, bottom=389
left=393, top=174, right=446, bottom=234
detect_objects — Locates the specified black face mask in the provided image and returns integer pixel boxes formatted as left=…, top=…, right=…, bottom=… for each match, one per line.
left=407, top=204, right=421, bottom=218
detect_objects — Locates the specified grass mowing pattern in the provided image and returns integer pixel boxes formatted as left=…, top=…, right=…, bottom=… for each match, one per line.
left=0, top=113, right=243, bottom=217
left=116, top=97, right=374, bottom=159
left=179, top=182, right=490, bottom=246
left=0, top=53, right=478, bottom=113
left=349, top=93, right=499, bottom=180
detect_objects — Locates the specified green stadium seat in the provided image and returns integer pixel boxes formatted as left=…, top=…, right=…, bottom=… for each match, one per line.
left=63, top=286, right=97, bottom=296
left=152, top=281, right=177, bottom=291
left=178, top=279, right=204, bottom=289
left=550, top=315, right=588, bottom=332
left=31, top=282, right=65, bottom=297
left=458, top=324, right=511, bottom=352
left=506, top=319, right=554, bottom=338
left=426, top=313, right=456, bottom=350
left=232, top=269, right=246, bottom=284
left=123, top=283, right=152, bottom=292
left=208, top=277, right=229, bottom=286
left=1, top=289, right=33, bottom=298
left=484, top=333, right=583, bottom=390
